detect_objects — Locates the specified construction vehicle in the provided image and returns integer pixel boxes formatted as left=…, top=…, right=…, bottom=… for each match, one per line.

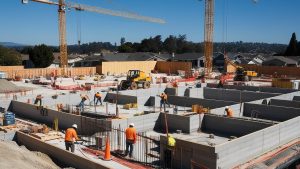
left=119, top=70, right=151, bottom=90
left=224, top=55, right=257, bottom=81
left=233, top=66, right=257, bottom=81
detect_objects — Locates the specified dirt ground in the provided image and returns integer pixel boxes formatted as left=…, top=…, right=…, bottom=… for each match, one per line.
left=0, top=141, right=61, bottom=169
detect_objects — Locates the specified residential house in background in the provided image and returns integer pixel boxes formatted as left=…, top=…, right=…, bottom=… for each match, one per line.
left=262, top=56, right=299, bottom=67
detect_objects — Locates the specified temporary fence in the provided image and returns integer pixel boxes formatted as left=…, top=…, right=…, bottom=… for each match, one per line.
left=81, top=126, right=161, bottom=168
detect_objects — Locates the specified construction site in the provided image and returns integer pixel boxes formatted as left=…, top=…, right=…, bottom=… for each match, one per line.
left=1, top=0, right=300, bottom=169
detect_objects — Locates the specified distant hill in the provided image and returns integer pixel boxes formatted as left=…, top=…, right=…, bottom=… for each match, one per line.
left=0, top=42, right=27, bottom=47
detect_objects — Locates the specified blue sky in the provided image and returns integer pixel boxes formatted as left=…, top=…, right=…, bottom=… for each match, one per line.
left=0, top=0, right=299, bottom=46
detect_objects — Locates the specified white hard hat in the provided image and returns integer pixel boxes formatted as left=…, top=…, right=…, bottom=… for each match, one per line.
left=72, top=124, right=78, bottom=129
left=225, top=106, right=229, bottom=109
left=129, top=123, right=134, bottom=127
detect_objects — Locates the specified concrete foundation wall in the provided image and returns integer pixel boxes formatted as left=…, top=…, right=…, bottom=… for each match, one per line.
left=215, top=116, right=300, bottom=168
left=243, top=103, right=300, bottom=122
left=269, top=99, right=300, bottom=108
left=206, top=83, right=296, bottom=94
left=293, top=96, right=300, bottom=101
left=202, top=114, right=272, bottom=137
left=160, top=135, right=217, bottom=169
left=159, top=113, right=191, bottom=133
left=204, top=87, right=279, bottom=102
left=10, top=101, right=111, bottom=135
left=168, top=95, right=238, bottom=109
left=111, top=113, right=160, bottom=132
left=104, top=93, right=137, bottom=105
left=185, top=88, right=204, bottom=98
left=16, top=131, right=111, bottom=169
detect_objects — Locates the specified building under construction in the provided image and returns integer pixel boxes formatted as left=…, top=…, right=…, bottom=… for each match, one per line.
left=1, top=60, right=300, bottom=169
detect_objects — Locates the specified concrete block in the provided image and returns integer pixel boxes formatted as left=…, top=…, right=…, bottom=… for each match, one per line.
left=269, top=99, right=300, bottom=108
left=293, top=96, right=300, bottom=101
left=243, top=103, right=300, bottom=122
left=168, top=95, right=237, bottom=109
left=104, top=93, right=137, bottom=105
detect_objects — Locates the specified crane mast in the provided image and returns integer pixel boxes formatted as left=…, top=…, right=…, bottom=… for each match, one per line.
left=204, top=0, right=214, bottom=75
left=58, top=0, right=68, bottom=69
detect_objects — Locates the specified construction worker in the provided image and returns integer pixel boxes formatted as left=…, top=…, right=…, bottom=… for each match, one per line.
left=65, top=124, right=80, bottom=153
left=165, top=135, right=176, bottom=168
left=78, top=94, right=90, bottom=112
left=125, top=123, right=137, bottom=158
left=217, top=74, right=226, bottom=88
left=160, top=92, right=170, bottom=112
left=94, top=92, right=102, bottom=106
left=34, top=94, right=43, bottom=106
left=225, top=106, right=233, bottom=117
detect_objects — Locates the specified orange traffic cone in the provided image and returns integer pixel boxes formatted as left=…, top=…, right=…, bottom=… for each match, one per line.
left=103, top=136, right=112, bottom=161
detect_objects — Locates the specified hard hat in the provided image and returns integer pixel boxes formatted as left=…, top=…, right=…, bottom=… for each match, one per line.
left=129, top=123, right=134, bottom=127
left=72, top=124, right=78, bottom=129
left=225, top=106, right=229, bottom=109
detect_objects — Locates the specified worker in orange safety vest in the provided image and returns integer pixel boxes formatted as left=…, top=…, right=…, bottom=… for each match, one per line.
left=65, top=124, right=80, bottom=153
left=225, top=106, right=233, bottom=117
left=125, top=123, right=137, bottom=158
left=94, top=92, right=102, bottom=106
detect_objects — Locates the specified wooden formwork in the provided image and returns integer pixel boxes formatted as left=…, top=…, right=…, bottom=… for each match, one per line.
left=155, top=61, right=192, bottom=74
left=241, top=64, right=300, bottom=77
left=99, top=61, right=157, bottom=75
left=1, top=66, right=96, bottom=79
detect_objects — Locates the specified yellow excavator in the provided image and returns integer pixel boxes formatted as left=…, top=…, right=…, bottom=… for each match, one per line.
left=119, top=70, right=151, bottom=90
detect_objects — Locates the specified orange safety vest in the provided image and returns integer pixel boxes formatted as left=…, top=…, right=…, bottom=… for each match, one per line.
left=160, top=94, right=167, bottom=101
left=65, top=128, right=79, bottom=142
left=226, top=109, right=233, bottom=117
left=125, top=127, right=137, bottom=142
left=95, top=93, right=101, bottom=98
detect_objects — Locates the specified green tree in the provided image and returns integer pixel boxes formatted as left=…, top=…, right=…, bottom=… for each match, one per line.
left=163, top=35, right=177, bottom=54
left=118, top=42, right=135, bottom=53
left=284, top=32, right=298, bottom=56
left=120, top=37, right=126, bottom=46
left=0, top=45, right=22, bottom=66
left=29, top=44, right=54, bottom=68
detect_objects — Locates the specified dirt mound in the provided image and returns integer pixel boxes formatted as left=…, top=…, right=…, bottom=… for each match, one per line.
left=0, top=141, right=60, bottom=169
left=0, top=79, right=32, bottom=93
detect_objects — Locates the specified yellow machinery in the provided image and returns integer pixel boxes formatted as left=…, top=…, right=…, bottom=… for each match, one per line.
left=234, top=66, right=257, bottom=81
left=119, top=70, right=151, bottom=90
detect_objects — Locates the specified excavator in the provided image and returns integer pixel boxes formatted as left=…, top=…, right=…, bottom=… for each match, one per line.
left=118, top=70, right=151, bottom=90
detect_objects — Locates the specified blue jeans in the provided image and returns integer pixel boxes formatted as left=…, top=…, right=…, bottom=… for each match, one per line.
left=125, top=140, right=134, bottom=158
left=78, top=100, right=85, bottom=112
left=94, top=98, right=102, bottom=105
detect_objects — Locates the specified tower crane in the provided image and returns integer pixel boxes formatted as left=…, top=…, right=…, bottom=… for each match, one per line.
left=21, top=0, right=165, bottom=74
left=203, top=0, right=258, bottom=76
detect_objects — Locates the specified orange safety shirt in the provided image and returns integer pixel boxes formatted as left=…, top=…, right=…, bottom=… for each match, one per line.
left=226, top=109, right=233, bottom=117
left=160, top=94, right=167, bottom=101
left=65, top=128, right=79, bottom=142
left=125, top=127, right=137, bottom=142
left=95, top=93, right=101, bottom=98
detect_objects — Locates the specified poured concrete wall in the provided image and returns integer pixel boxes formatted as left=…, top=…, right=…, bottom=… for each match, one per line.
left=16, top=131, right=111, bottom=169
left=160, top=135, right=217, bottom=169
left=111, top=113, right=160, bottom=132
left=185, top=88, right=204, bottom=98
left=159, top=113, right=191, bottom=133
left=215, top=116, right=300, bottom=168
left=168, top=95, right=237, bottom=109
left=204, top=87, right=279, bottom=102
left=293, top=96, right=300, bottom=101
left=202, top=114, right=272, bottom=137
left=243, top=103, right=300, bottom=122
left=104, top=93, right=137, bottom=105
left=269, top=99, right=300, bottom=108
left=206, top=83, right=296, bottom=94
left=10, top=101, right=111, bottom=135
